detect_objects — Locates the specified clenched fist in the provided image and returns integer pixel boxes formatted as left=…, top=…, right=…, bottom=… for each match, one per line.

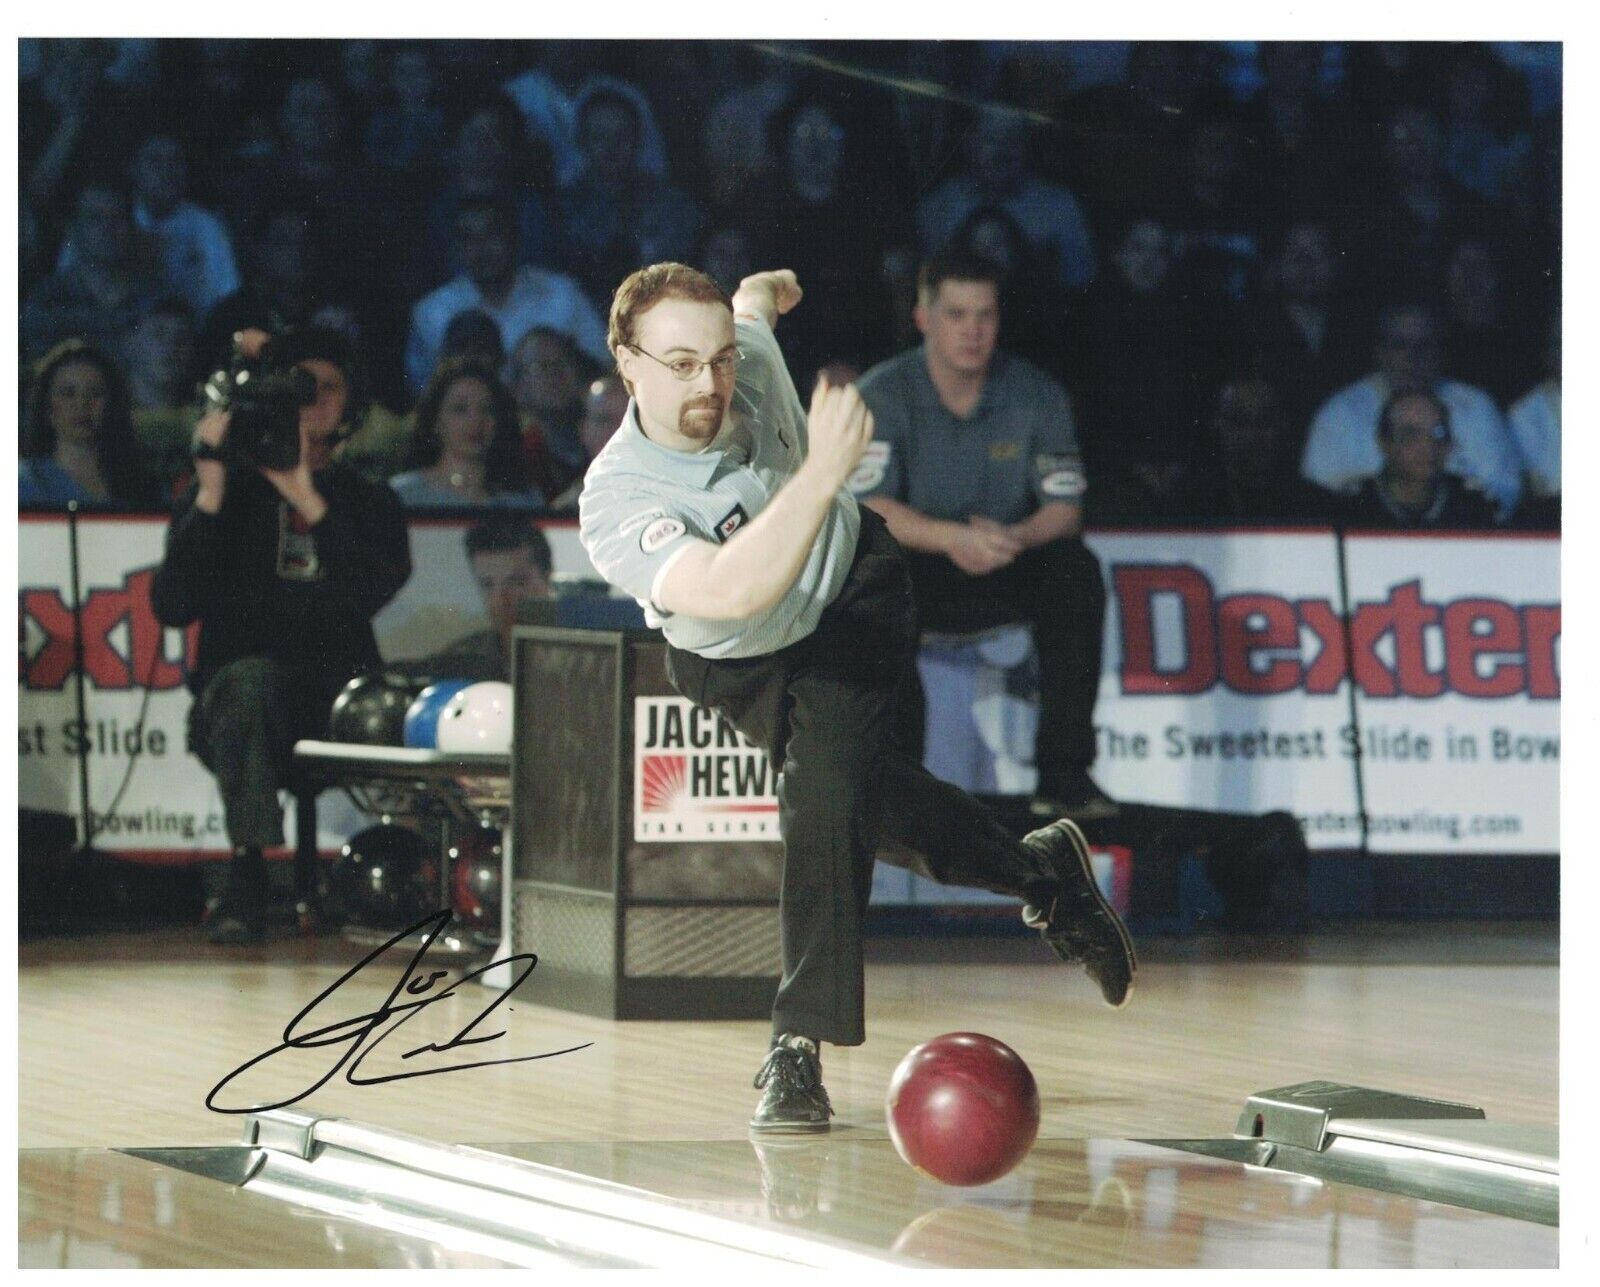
left=803, top=375, right=874, bottom=492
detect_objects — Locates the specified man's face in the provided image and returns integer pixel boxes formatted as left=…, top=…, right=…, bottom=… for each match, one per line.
left=787, top=105, right=845, bottom=188
left=1376, top=309, right=1443, bottom=389
left=618, top=298, right=737, bottom=447
left=1384, top=106, right=1442, bottom=186
left=513, top=333, right=582, bottom=418
left=1114, top=220, right=1171, bottom=294
left=1215, top=381, right=1281, bottom=479
left=580, top=101, right=640, bottom=184
left=580, top=378, right=630, bottom=459
left=970, top=115, right=1027, bottom=190
left=75, top=187, right=130, bottom=270
left=1276, top=225, right=1334, bottom=303
left=473, top=546, right=551, bottom=640
left=456, top=209, right=515, bottom=288
left=917, top=279, right=1001, bottom=378
left=258, top=213, right=310, bottom=290
left=1381, top=393, right=1452, bottom=486
left=1448, top=241, right=1499, bottom=321
left=134, top=137, right=186, bottom=214
left=458, top=109, right=508, bottom=180
left=128, top=312, right=194, bottom=394
left=296, top=358, right=350, bottom=450
left=281, top=79, right=340, bottom=155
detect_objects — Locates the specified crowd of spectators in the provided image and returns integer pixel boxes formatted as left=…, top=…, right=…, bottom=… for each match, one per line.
left=19, top=38, right=1561, bottom=529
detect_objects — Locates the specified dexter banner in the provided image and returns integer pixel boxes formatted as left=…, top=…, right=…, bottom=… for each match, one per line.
left=1343, top=533, right=1559, bottom=854
left=1086, top=530, right=1364, bottom=845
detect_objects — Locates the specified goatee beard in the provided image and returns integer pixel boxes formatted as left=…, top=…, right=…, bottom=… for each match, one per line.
left=679, top=402, right=724, bottom=436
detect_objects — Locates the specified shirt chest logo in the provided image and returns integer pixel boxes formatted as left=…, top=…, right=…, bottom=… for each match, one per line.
left=714, top=503, right=748, bottom=543
left=989, top=440, right=1022, bottom=462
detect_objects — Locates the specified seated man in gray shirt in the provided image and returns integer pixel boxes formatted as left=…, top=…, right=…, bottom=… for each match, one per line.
left=580, top=263, right=1135, bottom=1133
left=854, top=253, right=1113, bottom=820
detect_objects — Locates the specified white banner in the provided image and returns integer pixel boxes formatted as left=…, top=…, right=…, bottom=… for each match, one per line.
left=17, top=517, right=1559, bottom=857
left=1342, top=533, right=1559, bottom=853
left=632, top=696, right=780, bottom=842
left=17, top=515, right=593, bottom=855
left=1087, top=530, right=1364, bottom=847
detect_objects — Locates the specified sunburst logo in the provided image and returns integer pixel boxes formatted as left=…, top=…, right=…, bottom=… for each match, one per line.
left=640, top=754, right=688, bottom=812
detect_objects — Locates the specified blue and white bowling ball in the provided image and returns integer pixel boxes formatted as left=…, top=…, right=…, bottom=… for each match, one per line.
left=435, top=681, right=514, bottom=754
left=404, top=679, right=473, bottom=748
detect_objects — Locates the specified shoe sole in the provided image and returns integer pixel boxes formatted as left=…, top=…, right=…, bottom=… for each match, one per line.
left=748, top=1119, right=832, bottom=1135
left=1032, top=817, right=1138, bottom=1009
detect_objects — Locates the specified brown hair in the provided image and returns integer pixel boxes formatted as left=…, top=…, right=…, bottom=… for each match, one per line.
left=607, top=262, right=732, bottom=369
left=405, top=355, right=531, bottom=495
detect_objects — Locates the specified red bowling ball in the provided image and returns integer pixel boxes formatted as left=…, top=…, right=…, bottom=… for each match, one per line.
left=886, top=1032, right=1041, bottom=1186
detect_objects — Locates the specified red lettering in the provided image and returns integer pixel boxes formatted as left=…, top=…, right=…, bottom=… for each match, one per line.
left=1114, top=565, right=1217, bottom=695
left=1218, top=594, right=1302, bottom=694
left=20, top=567, right=189, bottom=692
left=1443, top=599, right=1525, bottom=698
left=1296, top=599, right=1347, bottom=695
left=1522, top=604, right=1561, bottom=700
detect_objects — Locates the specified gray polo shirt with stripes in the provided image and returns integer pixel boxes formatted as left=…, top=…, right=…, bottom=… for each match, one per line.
left=578, top=315, right=861, bottom=659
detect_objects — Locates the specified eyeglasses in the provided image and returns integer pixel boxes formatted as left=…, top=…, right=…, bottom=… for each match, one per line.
left=627, top=344, right=737, bottom=383
left=1389, top=421, right=1451, bottom=444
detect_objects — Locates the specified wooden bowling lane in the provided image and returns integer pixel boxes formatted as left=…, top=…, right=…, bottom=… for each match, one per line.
left=18, top=1148, right=523, bottom=1268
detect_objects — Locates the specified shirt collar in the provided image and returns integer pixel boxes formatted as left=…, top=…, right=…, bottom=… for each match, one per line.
left=616, top=401, right=723, bottom=486
left=914, top=346, right=1010, bottom=420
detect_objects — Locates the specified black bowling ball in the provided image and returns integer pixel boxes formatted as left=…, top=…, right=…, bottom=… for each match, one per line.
left=329, top=672, right=427, bottom=745
left=330, top=824, right=436, bottom=930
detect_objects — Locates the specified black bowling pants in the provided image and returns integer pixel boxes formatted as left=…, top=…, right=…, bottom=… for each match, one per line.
left=899, top=536, right=1106, bottom=799
left=666, top=508, right=1050, bottom=1047
left=188, top=657, right=342, bottom=849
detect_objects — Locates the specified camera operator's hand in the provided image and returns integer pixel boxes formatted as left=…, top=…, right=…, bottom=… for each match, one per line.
left=193, top=409, right=230, bottom=514
left=259, top=447, right=328, bottom=526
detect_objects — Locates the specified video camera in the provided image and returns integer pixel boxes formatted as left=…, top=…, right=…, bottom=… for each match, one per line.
left=200, top=332, right=318, bottom=471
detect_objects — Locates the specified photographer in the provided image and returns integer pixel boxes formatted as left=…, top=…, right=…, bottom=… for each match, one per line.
left=150, top=325, right=412, bottom=944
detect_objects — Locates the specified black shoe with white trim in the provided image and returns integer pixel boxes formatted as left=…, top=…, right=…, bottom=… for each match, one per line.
left=750, top=1034, right=833, bottom=1134
left=1021, top=817, right=1137, bottom=1008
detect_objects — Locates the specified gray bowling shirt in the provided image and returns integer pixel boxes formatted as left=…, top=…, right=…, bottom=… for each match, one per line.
left=578, top=315, right=861, bottom=659
left=851, top=347, right=1086, bottom=522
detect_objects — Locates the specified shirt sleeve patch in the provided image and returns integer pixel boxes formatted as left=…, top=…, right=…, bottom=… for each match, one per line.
left=1036, top=453, right=1087, bottom=499
left=640, top=517, right=686, bottom=554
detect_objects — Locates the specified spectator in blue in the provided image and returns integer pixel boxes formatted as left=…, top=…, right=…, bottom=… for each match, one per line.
left=21, top=339, right=154, bottom=509
left=412, top=92, right=555, bottom=295
left=917, top=107, right=1096, bottom=293
left=730, top=86, right=903, bottom=382
left=21, top=177, right=155, bottom=361
left=390, top=356, right=544, bottom=511
left=1334, top=389, right=1499, bottom=530
left=1300, top=300, right=1523, bottom=517
left=1230, top=219, right=1368, bottom=468
left=363, top=43, right=448, bottom=179
left=556, top=85, right=702, bottom=307
left=405, top=196, right=607, bottom=397
left=119, top=132, right=240, bottom=318
left=1508, top=314, right=1560, bottom=530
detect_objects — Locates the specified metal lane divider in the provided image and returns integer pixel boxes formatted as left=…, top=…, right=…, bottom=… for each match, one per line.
left=1147, top=1081, right=1558, bottom=1227
left=224, top=1107, right=909, bottom=1268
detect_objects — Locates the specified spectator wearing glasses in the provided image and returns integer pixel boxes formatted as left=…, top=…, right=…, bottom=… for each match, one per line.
left=1336, top=389, right=1498, bottom=530
left=1300, top=301, right=1522, bottom=517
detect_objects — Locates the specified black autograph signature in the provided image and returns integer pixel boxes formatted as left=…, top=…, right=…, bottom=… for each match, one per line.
left=207, top=909, right=592, bottom=1113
